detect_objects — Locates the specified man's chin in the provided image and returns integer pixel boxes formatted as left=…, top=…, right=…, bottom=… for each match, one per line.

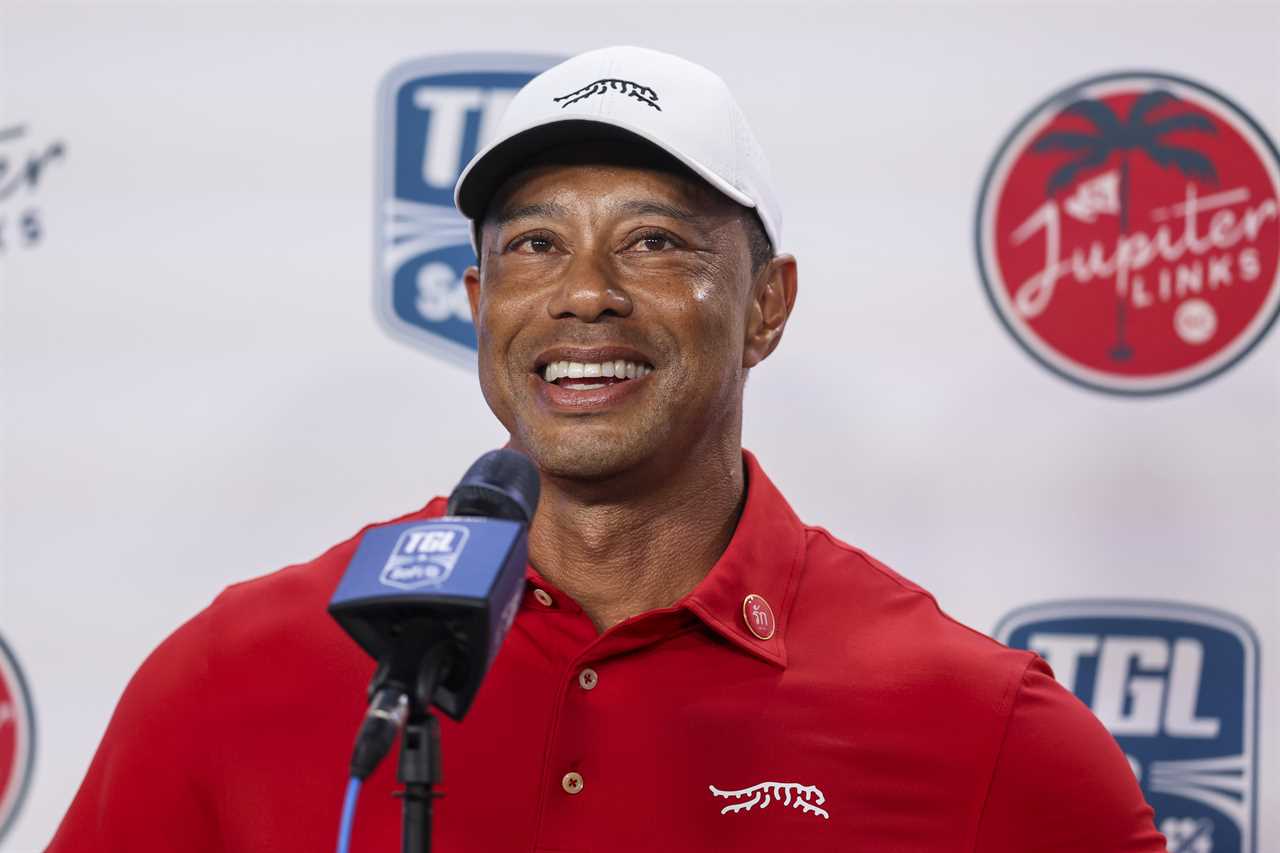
left=516, top=428, right=659, bottom=483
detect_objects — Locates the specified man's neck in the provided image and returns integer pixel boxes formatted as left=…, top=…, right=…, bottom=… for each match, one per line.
left=526, top=443, right=746, bottom=633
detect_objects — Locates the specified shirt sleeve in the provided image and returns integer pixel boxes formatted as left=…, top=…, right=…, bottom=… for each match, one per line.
left=45, top=604, right=221, bottom=852
left=973, top=656, right=1167, bottom=853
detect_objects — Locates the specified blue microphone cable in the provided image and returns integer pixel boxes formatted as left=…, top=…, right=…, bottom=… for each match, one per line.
left=336, top=777, right=362, bottom=853
left=336, top=688, right=410, bottom=853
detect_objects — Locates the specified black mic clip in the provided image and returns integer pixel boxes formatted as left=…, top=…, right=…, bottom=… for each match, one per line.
left=349, top=688, right=408, bottom=781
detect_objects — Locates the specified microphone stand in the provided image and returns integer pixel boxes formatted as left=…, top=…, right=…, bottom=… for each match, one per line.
left=397, top=710, right=441, bottom=853
left=371, top=631, right=448, bottom=853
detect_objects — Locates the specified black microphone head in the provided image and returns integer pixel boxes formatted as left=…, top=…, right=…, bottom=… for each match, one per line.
left=445, top=448, right=540, bottom=522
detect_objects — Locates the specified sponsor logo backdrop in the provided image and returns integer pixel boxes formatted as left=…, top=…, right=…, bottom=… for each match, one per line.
left=997, top=602, right=1261, bottom=852
left=1, top=3, right=1276, bottom=851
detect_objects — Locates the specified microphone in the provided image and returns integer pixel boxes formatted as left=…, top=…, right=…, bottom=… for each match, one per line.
left=444, top=447, right=539, bottom=521
left=328, top=448, right=540, bottom=780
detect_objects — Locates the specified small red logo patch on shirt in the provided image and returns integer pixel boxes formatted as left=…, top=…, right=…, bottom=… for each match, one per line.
left=742, top=594, right=775, bottom=641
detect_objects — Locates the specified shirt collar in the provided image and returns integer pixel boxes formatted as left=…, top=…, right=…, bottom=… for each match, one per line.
left=676, top=450, right=805, bottom=669
left=424, top=450, right=805, bottom=669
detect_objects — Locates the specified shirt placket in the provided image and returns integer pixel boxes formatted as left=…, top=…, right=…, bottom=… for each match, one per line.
left=529, top=596, right=691, bottom=853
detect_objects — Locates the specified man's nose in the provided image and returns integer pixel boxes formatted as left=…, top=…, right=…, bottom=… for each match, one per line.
left=546, top=253, right=633, bottom=322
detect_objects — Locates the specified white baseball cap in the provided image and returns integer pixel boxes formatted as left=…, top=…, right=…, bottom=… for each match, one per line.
left=453, top=45, right=782, bottom=250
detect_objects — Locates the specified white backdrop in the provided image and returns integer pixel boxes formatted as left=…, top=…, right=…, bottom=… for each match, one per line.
left=2, top=2, right=1277, bottom=851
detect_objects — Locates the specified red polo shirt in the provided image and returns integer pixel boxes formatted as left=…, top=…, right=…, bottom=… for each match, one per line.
left=47, top=452, right=1163, bottom=852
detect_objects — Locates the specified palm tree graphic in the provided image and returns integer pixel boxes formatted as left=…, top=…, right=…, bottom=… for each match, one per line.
left=1032, top=90, right=1217, bottom=361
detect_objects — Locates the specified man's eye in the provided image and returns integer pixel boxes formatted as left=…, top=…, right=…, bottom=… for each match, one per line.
left=631, top=232, right=676, bottom=252
left=510, top=235, right=556, bottom=254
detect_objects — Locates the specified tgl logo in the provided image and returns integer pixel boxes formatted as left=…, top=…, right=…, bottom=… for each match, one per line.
left=379, top=523, right=470, bottom=590
left=1029, top=634, right=1218, bottom=739
left=374, top=54, right=560, bottom=364
left=401, top=528, right=460, bottom=555
left=995, top=601, right=1259, bottom=853
left=411, top=88, right=516, bottom=192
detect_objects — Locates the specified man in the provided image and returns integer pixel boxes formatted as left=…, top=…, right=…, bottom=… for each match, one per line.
left=48, top=46, right=1164, bottom=852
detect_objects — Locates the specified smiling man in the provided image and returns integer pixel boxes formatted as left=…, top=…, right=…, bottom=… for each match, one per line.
left=47, top=47, right=1165, bottom=853
left=459, top=136, right=788, bottom=633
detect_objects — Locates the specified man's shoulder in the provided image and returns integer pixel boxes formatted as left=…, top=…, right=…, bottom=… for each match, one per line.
left=200, top=497, right=448, bottom=655
left=793, top=525, right=1036, bottom=697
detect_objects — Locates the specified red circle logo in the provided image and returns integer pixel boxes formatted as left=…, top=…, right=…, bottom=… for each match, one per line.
left=977, top=72, right=1280, bottom=395
left=0, top=633, right=35, bottom=844
left=742, top=594, right=776, bottom=641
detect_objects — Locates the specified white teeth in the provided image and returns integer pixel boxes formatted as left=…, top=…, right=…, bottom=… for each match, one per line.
left=541, top=359, right=654, bottom=383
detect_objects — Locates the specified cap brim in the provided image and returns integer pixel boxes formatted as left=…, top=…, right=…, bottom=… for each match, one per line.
left=454, top=117, right=756, bottom=223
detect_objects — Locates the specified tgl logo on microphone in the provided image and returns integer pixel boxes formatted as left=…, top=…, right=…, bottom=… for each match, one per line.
left=379, top=524, right=471, bottom=590
left=995, top=601, right=1259, bottom=853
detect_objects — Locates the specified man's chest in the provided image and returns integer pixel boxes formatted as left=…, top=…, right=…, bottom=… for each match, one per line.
left=220, top=616, right=999, bottom=852
left=393, top=625, right=992, bottom=851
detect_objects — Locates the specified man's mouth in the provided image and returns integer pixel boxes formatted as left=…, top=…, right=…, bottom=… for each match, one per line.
left=541, top=359, right=653, bottom=391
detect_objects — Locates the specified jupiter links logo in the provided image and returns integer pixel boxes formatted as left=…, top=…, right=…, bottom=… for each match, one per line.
left=995, top=601, right=1259, bottom=853
left=1, top=123, right=66, bottom=254
left=976, top=72, right=1280, bottom=395
left=375, top=54, right=560, bottom=364
left=0, top=631, right=35, bottom=845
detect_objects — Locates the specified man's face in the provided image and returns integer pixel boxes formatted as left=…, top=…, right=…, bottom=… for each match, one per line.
left=464, top=151, right=768, bottom=482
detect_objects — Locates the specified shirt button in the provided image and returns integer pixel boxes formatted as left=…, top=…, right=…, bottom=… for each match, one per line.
left=533, top=588, right=554, bottom=607
left=578, top=668, right=598, bottom=690
left=561, top=771, right=584, bottom=794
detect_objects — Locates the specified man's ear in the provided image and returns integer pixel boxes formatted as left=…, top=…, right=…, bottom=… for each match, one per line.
left=464, top=265, right=482, bottom=328
left=742, top=254, right=798, bottom=369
